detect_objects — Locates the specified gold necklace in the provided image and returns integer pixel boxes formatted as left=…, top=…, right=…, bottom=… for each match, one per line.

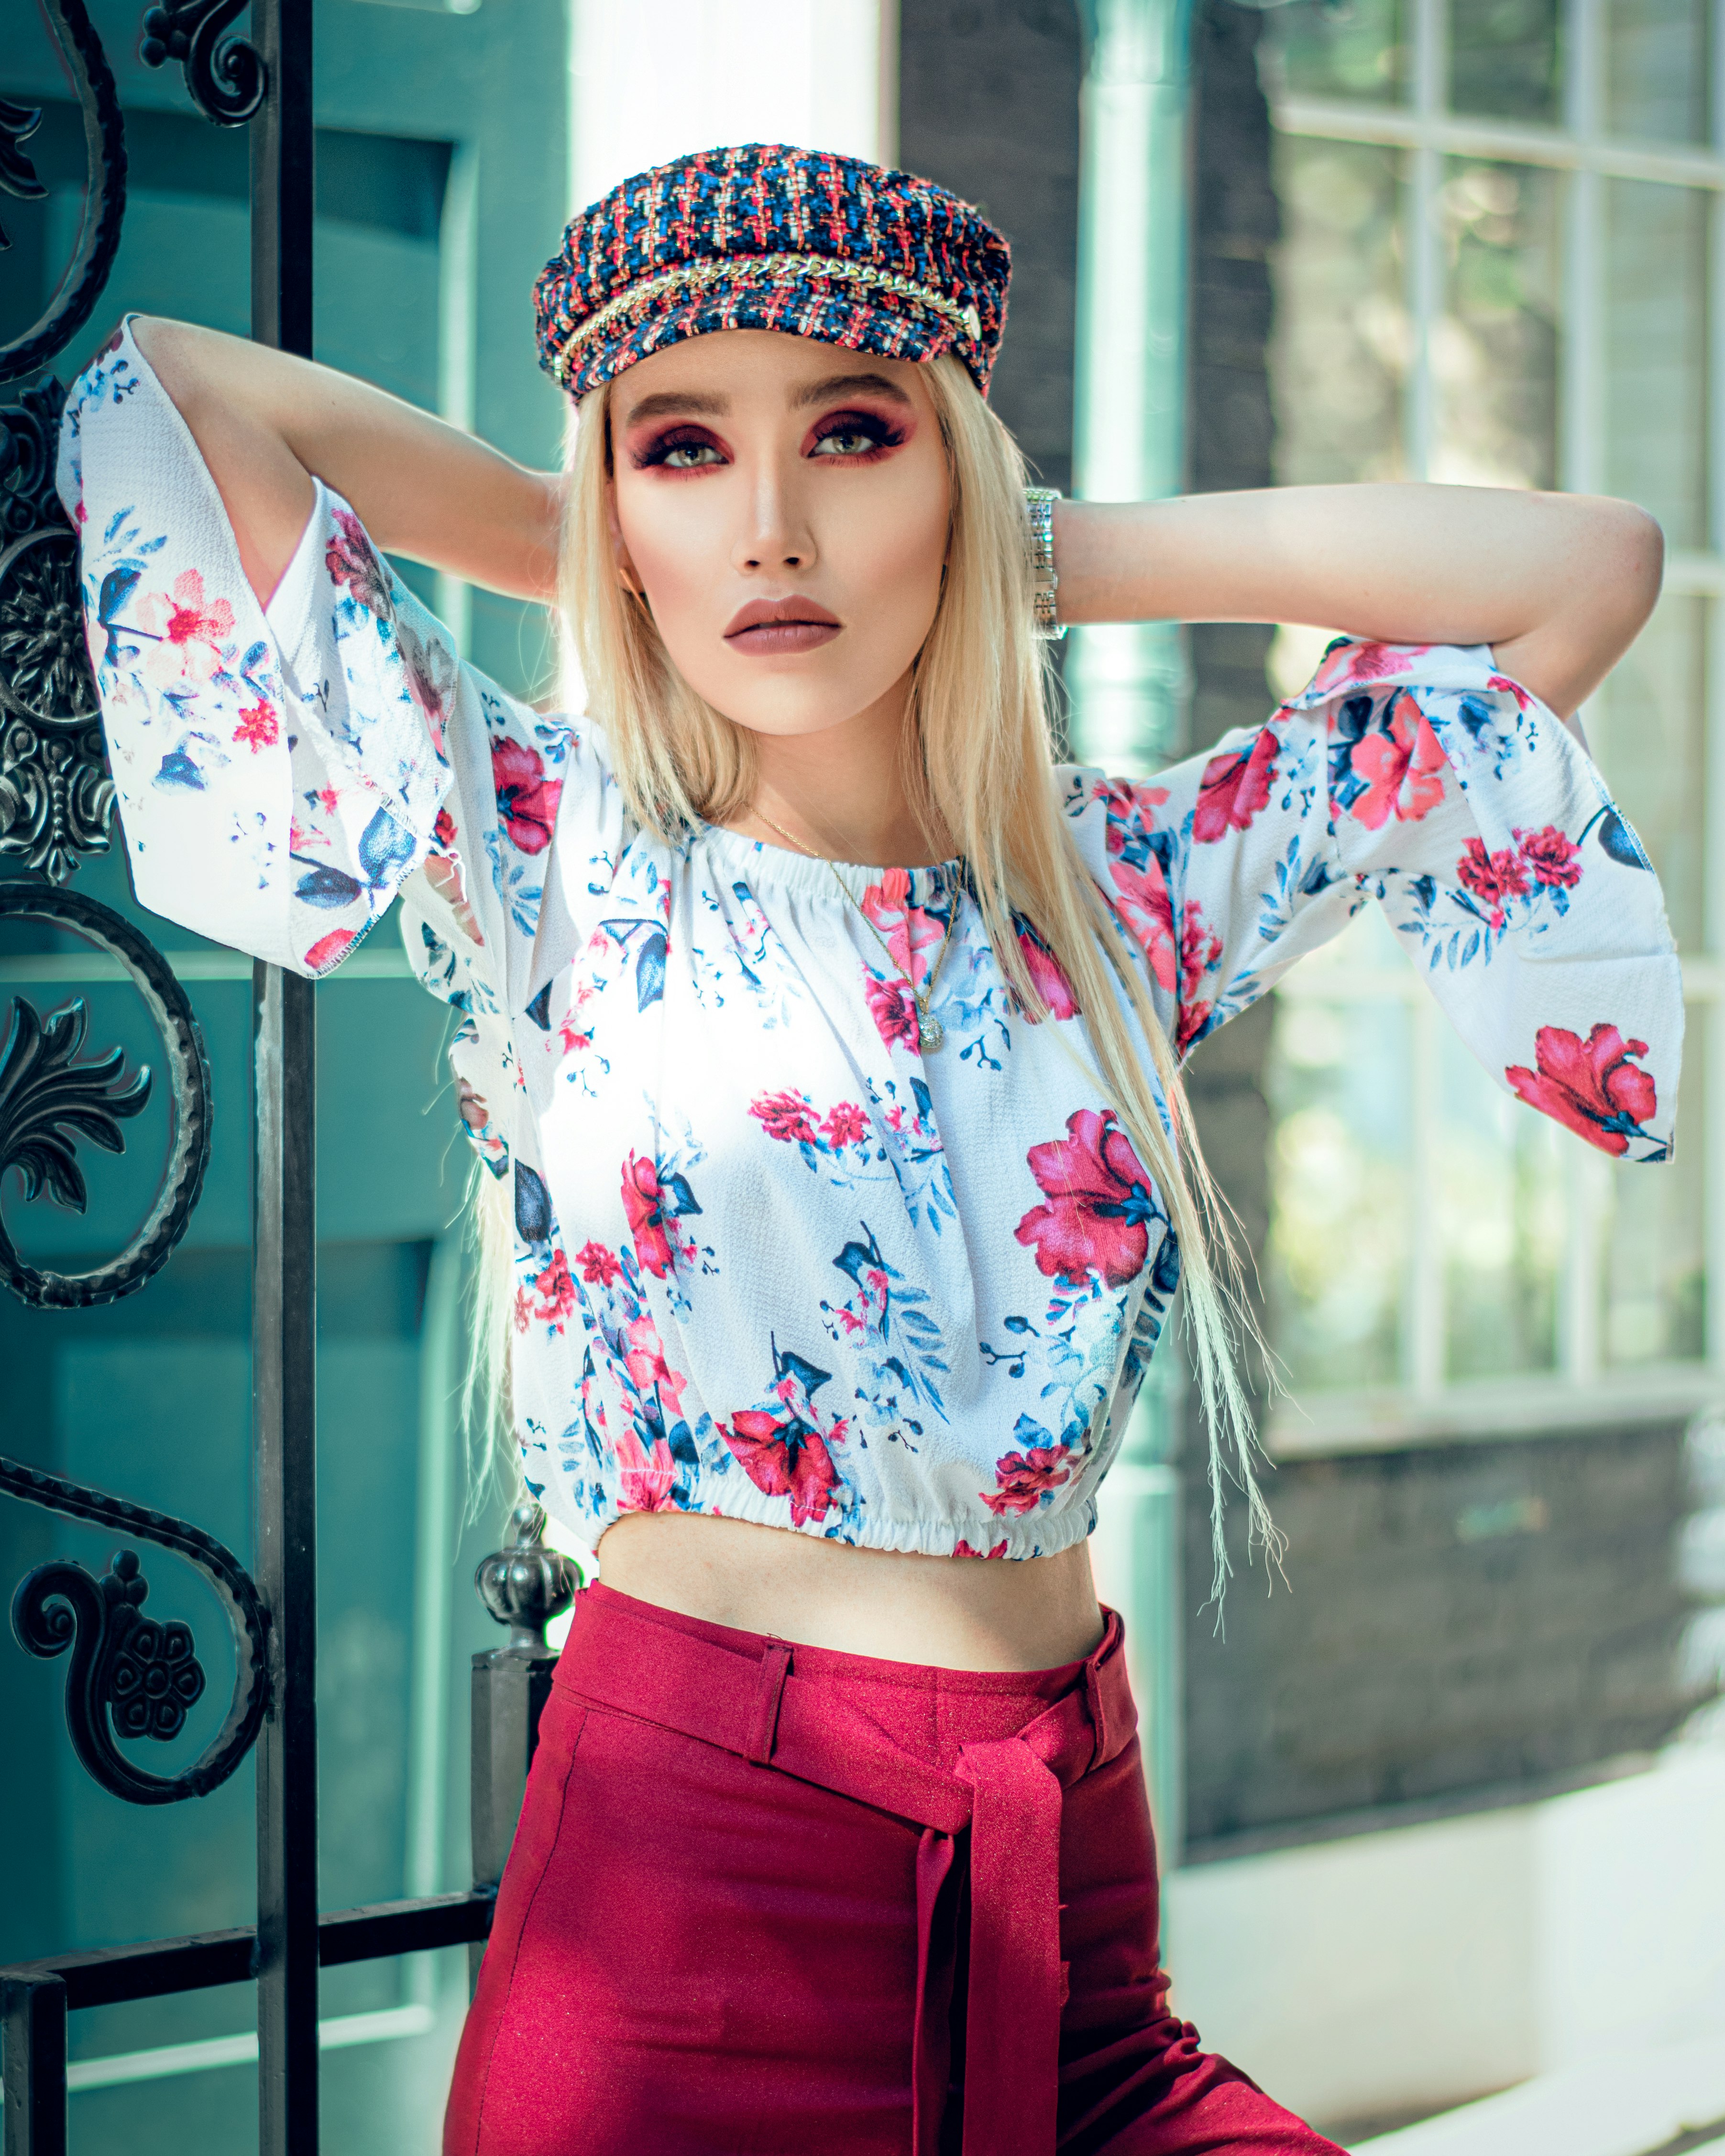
left=753, top=808, right=961, bottom=1052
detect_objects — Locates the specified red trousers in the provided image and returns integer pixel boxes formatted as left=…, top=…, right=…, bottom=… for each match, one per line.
left=444, top=1583, right=1342, bottom=2156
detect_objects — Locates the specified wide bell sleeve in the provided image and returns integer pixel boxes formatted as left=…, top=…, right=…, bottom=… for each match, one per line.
left=55, top=318, right=625, bottom=1021
left=1065, top=637, right=1683, bottom=1164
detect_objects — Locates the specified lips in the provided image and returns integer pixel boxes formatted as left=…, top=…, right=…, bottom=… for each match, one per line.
left=724, top=595, right=841, bottom=657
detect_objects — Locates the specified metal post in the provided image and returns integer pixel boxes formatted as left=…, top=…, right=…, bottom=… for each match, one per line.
left=249, top=12, right=317, bottom=2137
left=1, top=1975, right=67, bottom=2156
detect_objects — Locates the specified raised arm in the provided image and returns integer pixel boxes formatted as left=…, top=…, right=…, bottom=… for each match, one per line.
left=131, top=317, right=562, bottom=608
left=1053, top=484, right=1664, bottom=719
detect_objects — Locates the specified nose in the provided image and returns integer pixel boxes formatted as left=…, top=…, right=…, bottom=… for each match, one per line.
left=732, top=457, right=816, bottom=578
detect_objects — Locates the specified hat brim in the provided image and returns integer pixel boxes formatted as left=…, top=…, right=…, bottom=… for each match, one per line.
left=549, top=282, right=987, bottom=402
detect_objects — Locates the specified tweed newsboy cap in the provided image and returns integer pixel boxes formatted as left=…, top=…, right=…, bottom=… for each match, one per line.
left=533, top=142, right=1012, bottom=401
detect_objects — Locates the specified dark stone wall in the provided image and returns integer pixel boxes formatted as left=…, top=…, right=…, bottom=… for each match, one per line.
left=1178, top=0, right=1707, bottom=1851
left=1182, top=1422, right=1703, bottom=1849
left=897, top=0, right=1082, bottom=494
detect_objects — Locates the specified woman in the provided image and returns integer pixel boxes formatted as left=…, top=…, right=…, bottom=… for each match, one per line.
left=61, top=144, right=1679, bottom=2155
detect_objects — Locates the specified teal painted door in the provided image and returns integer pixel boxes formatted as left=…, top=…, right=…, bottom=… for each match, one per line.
left=0, top=1, right=568, bottom=2145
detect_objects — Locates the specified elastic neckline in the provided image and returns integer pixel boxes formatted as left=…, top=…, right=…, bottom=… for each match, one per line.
left=694, top=819, right=967, bottom=907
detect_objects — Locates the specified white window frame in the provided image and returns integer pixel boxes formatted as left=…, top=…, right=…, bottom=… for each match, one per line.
left=1266, top=0, right=1725, bottom=1454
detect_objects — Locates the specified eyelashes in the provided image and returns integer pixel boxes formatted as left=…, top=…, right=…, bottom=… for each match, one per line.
left=627, top=408, right=910, bottom=471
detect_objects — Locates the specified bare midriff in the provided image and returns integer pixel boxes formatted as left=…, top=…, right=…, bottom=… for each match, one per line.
left=595, top=1511, right=1105, bottom=1672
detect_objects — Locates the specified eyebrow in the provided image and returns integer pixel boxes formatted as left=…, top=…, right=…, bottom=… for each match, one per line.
left=793, top=371, right=914, bottom=410
left=618, top=370, right=915, bottom=428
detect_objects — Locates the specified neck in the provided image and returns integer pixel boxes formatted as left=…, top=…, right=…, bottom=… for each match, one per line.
left=731, top=673, right=949, bottom=867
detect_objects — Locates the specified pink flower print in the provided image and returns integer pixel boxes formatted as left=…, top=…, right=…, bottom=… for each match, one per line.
left=325, top=507, right=392, bottom=616
left=954, top=1537, right=1009, bottom=1559
left=317, top=787, right=340, bottom=815
left=621, top=1153, right=699, bottom=1279
left=615, top=1429, right=678, bottom=1513
left=529, top=1249, right=576, bottom=1329
left=859, top=865, right=945, bottom=984
left=557, top=983, right=596, bottom=1053
left=163, top=568, right=235, bottom=651
left=304, top=929, right=356, bottom=974
left=981, top=1440, right=1075, bottom=1517
left=1107, top=854, right=1177, bottom=996
left=1192, top=728, right=1278, bottom=845
left=823, top=1101, right=870, bottom=1148
left=1017, top=923, right=1079, bottom=1020
left=575, top=1240, right=620, bottom=1286
left=1310, top=638, right=1430, bottom=697
left=623, top=1314, right=688, bottom=1420
left=1457, top=837, right=1530, bottom=926
left=232, top=700, right=279, bottom=754
left=1487, top=671, right=1536, bottom=715
left=1505, top=1024, right=1658, bottom=1158
left=433, top=807, right=457, bottom=848
left=1346, top=693, right=1448, bottom=831
left=865, top=974, right=921, bottom=1052
left=492, top=737, right=562, bottom=855
left=400, top=620, right=456, bottom=757
left=1516, top=824, right=1582, bottom=889
left=1015, top=1108, right=1158, bottom=1289
left=750, top=1090, right=821, bottom=1145
left=722, top=1408, right=841, bottom=1527
left=511, top=1283, right=534, bottom=1335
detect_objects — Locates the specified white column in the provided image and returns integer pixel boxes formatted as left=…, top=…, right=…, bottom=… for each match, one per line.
left=1068, top=0, right=1198, bottom=777
left=569, top=0, right=890, bottom=214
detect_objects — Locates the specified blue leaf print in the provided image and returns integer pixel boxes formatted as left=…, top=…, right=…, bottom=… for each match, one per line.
left=294, top=863, right=365, bottom=908
left=525, top=982, right=553, bottom=1031
left=154, top=751, right=205, bottom=791
left=98, top=563, right=143, bottom=622
left=358, top=805, right=416, bottom=887
left=636, top=928, right=667, bottom=1011
left=102, top=505, right=132, bottom=546
left=658, top=1168, right=701, bottom=1217
left=514, top=1160, right=554, bottom=1251
left=1594, top=807, right=1650, bottom=870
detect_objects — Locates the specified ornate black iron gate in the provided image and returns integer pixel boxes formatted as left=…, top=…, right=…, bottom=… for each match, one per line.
left=0, top=7, right=574, bottom=2149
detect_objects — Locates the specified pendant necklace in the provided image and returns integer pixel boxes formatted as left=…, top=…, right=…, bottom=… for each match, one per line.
left=753, top=808, right=961, bottom=1052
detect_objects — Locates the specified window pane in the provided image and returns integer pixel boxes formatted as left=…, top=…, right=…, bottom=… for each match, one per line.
left=1438, top=1025, right=1563, bottom=1378
left=1434, top=160, right=1562, bottom=490
left=1268, top=943, right=1413, bottom=1390
left=1588, top=595, right=1708, bottom=951
left=1271, top=136, right=1409, bottom=486
left=1449, top=0, right=1562, bottom=122
left=1601, top=1026, right=1705, bottom=1364
left=1604, top=180, right=1710, bottom=549
left=1258, top=0, right=1409, bottom=103
left=1605, top=0, right=1710, bottom=143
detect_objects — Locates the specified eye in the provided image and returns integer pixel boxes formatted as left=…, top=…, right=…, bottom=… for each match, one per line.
left=633, top=426, right=727, bottom=471
left=809, top=410, right=904, bottom=460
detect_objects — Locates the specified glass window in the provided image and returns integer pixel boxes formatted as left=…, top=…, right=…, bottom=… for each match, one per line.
left=1449, top=0, right=1564, bottom=121
left=1435, top=159, right=1563, bottom=490
left=1271, top=136, right=1410, bottom=486
left=1588, top=594, right=1708, bottom=950
left=1604, top=179, right=1710, bottom=549
left=1605, top=0, right=1711, bottom=142
left=1260, top=0, right=1720, bottom=1421
left=1259, top=0, right=1410, bottom=104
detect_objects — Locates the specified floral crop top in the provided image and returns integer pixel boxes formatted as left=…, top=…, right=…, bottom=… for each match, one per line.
left=59, top=323, right=1683, bottom=1561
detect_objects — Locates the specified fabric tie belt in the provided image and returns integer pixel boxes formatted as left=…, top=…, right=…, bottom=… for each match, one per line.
left=554, top=1592, right=1138, bottom=2155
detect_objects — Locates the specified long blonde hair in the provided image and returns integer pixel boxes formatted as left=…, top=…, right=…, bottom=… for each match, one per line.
left=478, top=351, right=1276, bottom=1601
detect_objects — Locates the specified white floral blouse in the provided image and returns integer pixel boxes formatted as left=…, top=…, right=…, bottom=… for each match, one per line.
left=57, top=322, right=1683, bottom=1561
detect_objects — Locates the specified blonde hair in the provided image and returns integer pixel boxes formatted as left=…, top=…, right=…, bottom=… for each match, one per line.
left=478, top=351, right=1277, bottom=1602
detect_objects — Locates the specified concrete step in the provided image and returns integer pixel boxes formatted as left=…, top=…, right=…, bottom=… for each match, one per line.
left=1351, top=2037, right=1725, bottom=2156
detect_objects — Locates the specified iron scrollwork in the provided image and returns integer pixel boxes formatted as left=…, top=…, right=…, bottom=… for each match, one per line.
left=3, top=1458, right=270, bottom=1804
left=0, top=0, right=127, bottom=387
left=140, top=0, right=268, bottom=127
left=0, top=882, right=211, bottom=1309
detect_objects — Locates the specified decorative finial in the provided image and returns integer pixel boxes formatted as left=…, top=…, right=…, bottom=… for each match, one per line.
left=474, top=1502, right=580, bottom=1651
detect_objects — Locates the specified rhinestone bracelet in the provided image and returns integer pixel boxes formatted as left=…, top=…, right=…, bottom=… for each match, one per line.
left=1023, top=486, right=1066, bottom=641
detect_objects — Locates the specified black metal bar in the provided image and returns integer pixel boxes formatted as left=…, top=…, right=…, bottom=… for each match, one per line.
left=0, top=1894, right=497, bottom=2018
left=0, top=1973, right=67, bottom=2156
left=468, top=1647, right=556, bottom=1988
left=248, top=3, right=316, bottom=2145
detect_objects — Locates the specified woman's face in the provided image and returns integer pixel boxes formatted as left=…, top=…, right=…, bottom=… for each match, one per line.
left=606, top=328, right=951, bottom=740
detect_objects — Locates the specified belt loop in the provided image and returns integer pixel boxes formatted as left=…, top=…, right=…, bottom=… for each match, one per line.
left=1084, top=1630, right=1110, bottom=1772
left=745, top=1642, right=792, bottom=1764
